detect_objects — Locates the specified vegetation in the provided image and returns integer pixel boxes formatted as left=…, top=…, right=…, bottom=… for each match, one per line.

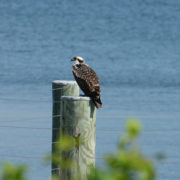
left=0, top=120, right=162, bottom=180
left=87, top=120, right=155, bottom=180
left=0, top=163, right=27, bottom=180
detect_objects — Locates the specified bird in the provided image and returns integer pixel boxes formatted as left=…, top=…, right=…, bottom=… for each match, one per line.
left=71, top=56, right=102, bottom=109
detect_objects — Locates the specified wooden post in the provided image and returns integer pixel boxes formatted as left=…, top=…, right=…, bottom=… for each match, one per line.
left=61, top=96, right=96, bottom=180
left=52, top=80, right=79, bottom=176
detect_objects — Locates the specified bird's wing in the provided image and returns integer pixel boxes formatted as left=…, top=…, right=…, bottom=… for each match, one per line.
left=72, top=64, right=101, bottom=96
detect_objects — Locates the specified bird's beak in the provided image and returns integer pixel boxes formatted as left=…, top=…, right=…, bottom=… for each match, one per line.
left=71, top=58, right=74, bottom=61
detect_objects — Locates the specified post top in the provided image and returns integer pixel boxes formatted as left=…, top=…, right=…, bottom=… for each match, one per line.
left=53, top=80, right=77, bottom=85
left=61, top=96, right=91, bottom=101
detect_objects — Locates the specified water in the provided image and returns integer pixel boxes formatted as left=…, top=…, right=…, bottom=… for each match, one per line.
left=0, top=0, right=180, bottom=179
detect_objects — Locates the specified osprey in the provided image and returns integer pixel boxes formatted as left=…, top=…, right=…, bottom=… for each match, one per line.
left=71, top=56, right=102, bottom=109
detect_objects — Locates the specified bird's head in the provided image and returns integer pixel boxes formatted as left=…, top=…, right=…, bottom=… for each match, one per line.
left=71, top=56, right=85, bottom=65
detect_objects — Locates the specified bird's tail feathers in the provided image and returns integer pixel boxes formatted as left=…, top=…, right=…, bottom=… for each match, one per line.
left=92, top=97, right=102, bottom=109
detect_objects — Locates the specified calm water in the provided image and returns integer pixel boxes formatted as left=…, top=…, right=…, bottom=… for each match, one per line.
left=0, top=0, right=180, bottom=179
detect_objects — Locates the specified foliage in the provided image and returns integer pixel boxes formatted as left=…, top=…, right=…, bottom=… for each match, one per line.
left=87, top=119, right=155, bottom=180
left=0, top=162, right=27, bottom=180
left=0, top=120, right=161, bottom=180
left=48, top=133, right=76, bottom=180
left=50, top=119, right=158, bottom=180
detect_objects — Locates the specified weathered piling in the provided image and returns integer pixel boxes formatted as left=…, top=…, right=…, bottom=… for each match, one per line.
left=61, top=96, right=96, bottom=180
left=52, top=80, right=79, bottom=175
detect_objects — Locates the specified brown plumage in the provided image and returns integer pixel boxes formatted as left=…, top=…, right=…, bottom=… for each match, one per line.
left=71, top=56, right=102, bottom=109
